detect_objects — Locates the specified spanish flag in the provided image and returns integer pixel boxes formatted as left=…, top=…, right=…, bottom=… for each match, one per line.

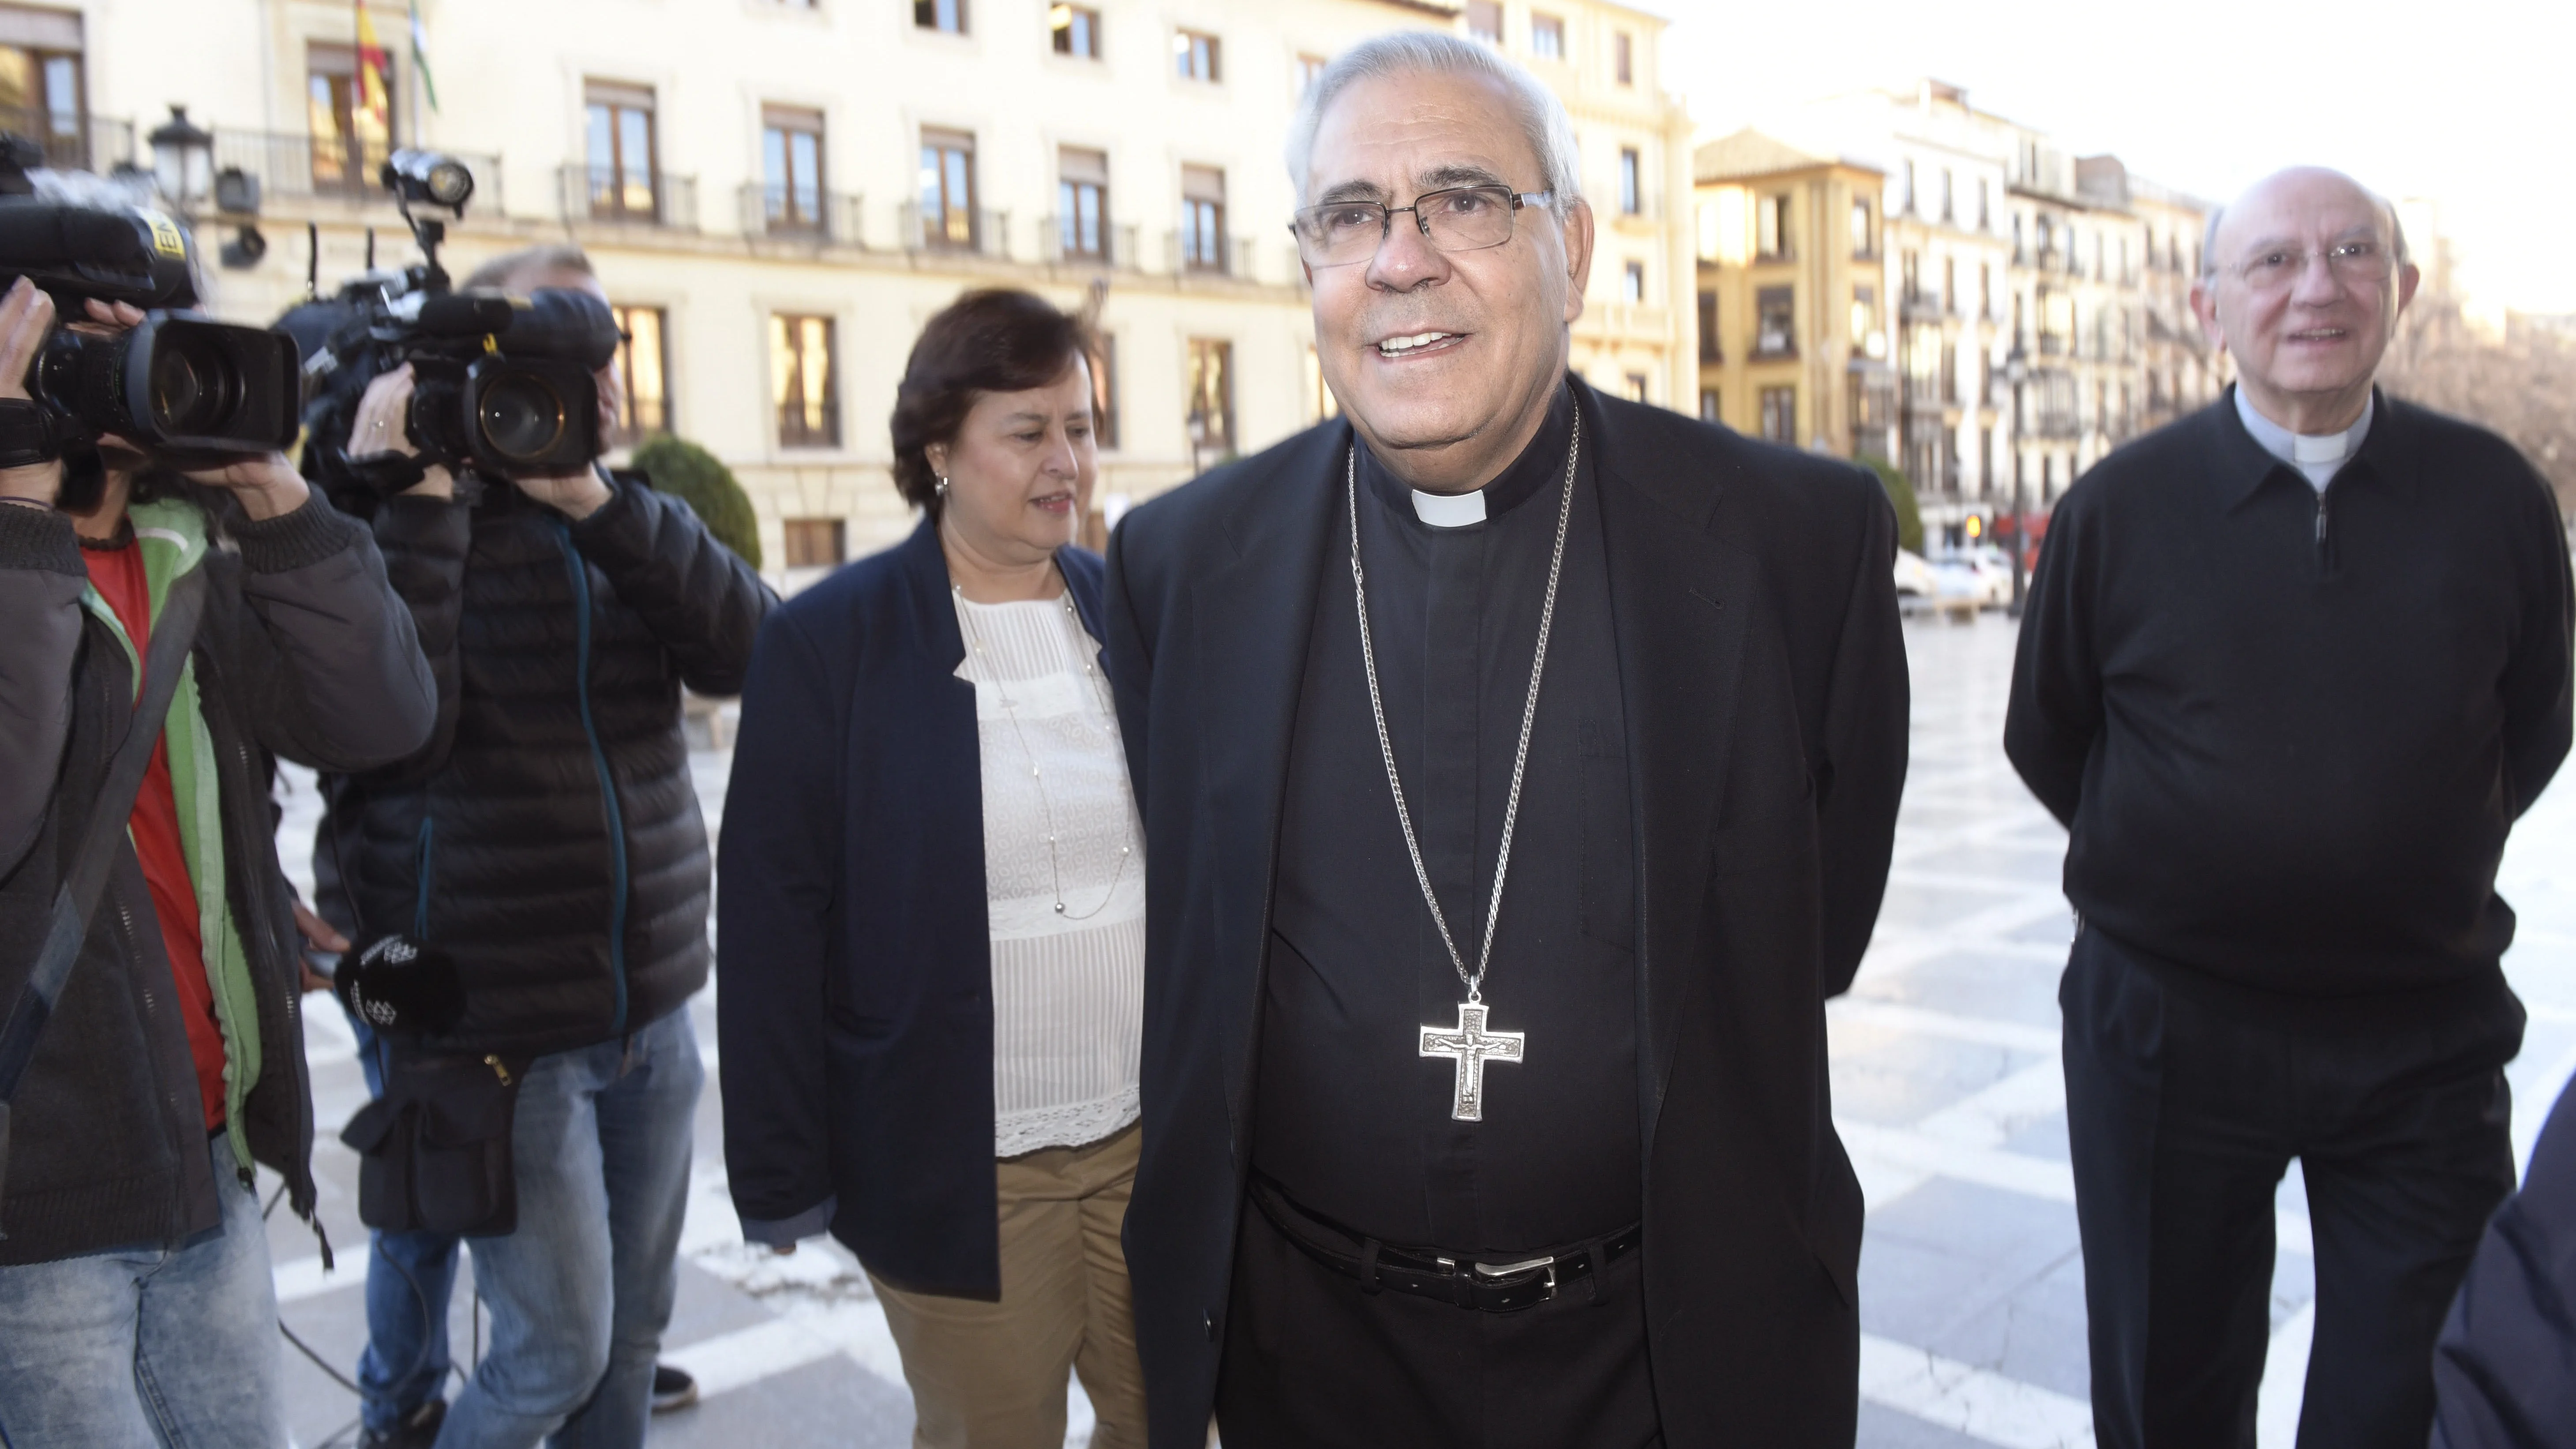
left=354, top=4, right=393, bottom=131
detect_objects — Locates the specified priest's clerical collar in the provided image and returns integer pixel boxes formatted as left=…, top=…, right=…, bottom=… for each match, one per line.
left=2234, top=385, right=2374, bottom=492
left=1357, top=382, right=1576, bottom=529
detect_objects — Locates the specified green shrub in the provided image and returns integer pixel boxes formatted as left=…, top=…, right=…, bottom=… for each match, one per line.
left=1856, top=453, right=1924, bottom=557
left=630, top=435, right=763, bottom=570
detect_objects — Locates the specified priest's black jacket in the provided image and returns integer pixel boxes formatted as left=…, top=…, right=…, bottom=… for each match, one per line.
left=1103, top=377, right=1910, bottom=1446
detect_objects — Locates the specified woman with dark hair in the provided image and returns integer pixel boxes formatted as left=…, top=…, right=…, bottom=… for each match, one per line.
left=716, top=288, right=1144, bottom=1448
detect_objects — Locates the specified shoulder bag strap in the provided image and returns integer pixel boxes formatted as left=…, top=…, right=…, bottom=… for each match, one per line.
left=0, top=564, right=211, bottom=1222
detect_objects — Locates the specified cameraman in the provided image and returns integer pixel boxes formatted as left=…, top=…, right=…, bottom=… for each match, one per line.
left=0, top=276, right=437, bottom=1445
left=312, top=244, right=772, bottom=1449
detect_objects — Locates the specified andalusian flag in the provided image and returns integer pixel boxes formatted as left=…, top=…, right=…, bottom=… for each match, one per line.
left=409, top=2, right=440, bottom=114
left=353, top=4, right=393, bottom=130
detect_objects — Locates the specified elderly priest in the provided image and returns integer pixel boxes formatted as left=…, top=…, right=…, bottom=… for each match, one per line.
left=1105, top=32, right=1909, bottom=1449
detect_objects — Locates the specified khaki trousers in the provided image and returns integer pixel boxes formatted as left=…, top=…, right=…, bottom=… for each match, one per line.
left=871, top=1121, right=1147, bottom=1449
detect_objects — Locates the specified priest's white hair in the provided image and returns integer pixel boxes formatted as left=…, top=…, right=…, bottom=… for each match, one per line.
left=1283, top=31, right=1582, bottom=220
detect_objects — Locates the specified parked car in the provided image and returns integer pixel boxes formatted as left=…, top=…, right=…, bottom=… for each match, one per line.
left=1894, top=548, right=1938, bottom=599
left=1931, top=550, right=2013, bottom=610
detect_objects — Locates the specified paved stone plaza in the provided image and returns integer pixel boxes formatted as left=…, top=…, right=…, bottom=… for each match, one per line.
left=269, top=615, right=2576, bottom=1448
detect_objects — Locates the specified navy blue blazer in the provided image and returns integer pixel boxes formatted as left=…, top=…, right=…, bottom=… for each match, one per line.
left=716, top=517, right=1109, bottom=1297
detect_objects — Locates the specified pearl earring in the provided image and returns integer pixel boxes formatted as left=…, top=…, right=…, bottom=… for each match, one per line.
left=935, top=475, right=950, bottom=498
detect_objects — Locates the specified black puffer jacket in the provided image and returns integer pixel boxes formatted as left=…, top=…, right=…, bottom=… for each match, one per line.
left=319, top=472, right=773, bottom=1058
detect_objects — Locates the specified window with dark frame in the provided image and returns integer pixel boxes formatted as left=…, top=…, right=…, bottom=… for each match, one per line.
left=1942, top=255, right=1956, bottom=314
left=311, top=43, right=396, bottom=198
left=1175, top=30, right=1220, bottom=82
left=761, top=105, right=825, bottom=233
left=1759, top=386, right=1795, bottom=443
left=0, top=12, right=86, bottom=171
left=1050, top=4, right=1101, bottom=57
left=1186, top=338, right=1233, bottom=456
left=1614, top=31, right=1633, bottom=84
left=1058, top=146, right=1108, bottom=261
left=1531, top=13, right=1564, bottom=59
left=770, top=313, right=839, bottom=448
left=1466, top=0, right=1503, bottom=42
left=1849, top=197, right=1871, bottom=257
left=1624, top=374, right=1649, bottom=404
left=915, top=0, right=966, bottom=34
left=919, top=126, right=976, bottom=249
left=1755, top=286, right=1794, bottom=357
left=783, top=519, right=845, bottom=570
left=1697, top=289, right=1718, bottom=361
left=1618, top=146, right=1641, bottom=215
left=1181, top=164, right=1226, bottom=272
left=1756, top=193, right=1790, bottom=259
left=1699, top=389, right=1719, bottom=423
left=1850, top=285, right=1876, bottom=349
left=609, top=304, right=669, bottom=445
left=1622, top=260, right=1644, bottom=304
left=584, top=80, right=657, bottom=221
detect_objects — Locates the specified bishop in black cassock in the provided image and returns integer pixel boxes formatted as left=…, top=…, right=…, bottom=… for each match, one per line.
left=1105, top=34, right=1908, bottom=1449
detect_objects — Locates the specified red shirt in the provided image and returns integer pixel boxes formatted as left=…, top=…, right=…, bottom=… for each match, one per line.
left=83, top=540, right=228, bottom=1132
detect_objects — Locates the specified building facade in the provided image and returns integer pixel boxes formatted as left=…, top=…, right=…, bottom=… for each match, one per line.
left=1689, top=128, right=1888, bottom=460
left=1774, top=80, right=2213, bottom=536
left=39, top=0, right=1691, bottom=582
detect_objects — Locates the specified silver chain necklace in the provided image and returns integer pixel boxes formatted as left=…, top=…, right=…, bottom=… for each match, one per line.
left=1347, top=407, right=1580, bottom=1120
left=953, top=577, right=1132, bottom=921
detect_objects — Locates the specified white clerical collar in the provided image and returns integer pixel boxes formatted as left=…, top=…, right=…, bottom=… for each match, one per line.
left=2235, top=387, right=2373, bottom=490
left=1411, top=488, right=1487, bottom=529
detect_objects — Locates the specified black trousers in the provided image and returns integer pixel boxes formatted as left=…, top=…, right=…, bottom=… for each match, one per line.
left=2061, top=929, right=2522, bottom=1449
left=1213, top=1197, right=1663, bottom=1449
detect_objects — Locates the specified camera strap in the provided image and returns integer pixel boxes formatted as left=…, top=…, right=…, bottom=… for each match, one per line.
left=0, top=398, right=65, bottom=470
left=0, top=565, right=210, bottom=1229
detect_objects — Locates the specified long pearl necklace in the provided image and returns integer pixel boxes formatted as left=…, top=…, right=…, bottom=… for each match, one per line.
left=953, top=578, right=1133, bottom=921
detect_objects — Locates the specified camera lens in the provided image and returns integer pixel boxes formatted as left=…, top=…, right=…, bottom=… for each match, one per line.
left=478, top=372, right=568, bottom=463
left=147, top=330, right=244, bottom=435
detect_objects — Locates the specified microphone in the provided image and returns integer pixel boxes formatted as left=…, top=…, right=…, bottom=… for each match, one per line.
left=333, top=933, right=466, bottom=1038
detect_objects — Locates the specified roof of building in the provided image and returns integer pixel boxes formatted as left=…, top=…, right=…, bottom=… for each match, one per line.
left=1694, top=127, right=1877, bottom=184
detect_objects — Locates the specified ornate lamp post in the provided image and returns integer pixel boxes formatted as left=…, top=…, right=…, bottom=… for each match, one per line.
left=147, top=105, right=214, bottom=212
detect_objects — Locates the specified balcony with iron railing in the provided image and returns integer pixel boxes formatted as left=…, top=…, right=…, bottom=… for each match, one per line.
left=739, top=184, right=864, bottom=246
left=1039, top=214, right=1140, bottom=270
left=901, top=202, right=1011, bottom=259
left=0, top=109, right=134, bottom=173
left=775, top=398, right=842, bottom=451
left=217, top=129, right=500, bottom=209
left=561, top=165, right=697, bottom=229
left=1167, top=229, right=1257, bottom=281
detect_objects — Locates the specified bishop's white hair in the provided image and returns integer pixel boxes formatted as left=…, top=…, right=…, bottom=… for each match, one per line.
left=1283, top=31, right=1582, bottom=218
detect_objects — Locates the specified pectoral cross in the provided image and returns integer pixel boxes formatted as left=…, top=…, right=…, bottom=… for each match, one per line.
left=1420, top=1001, right=1525, bottom=1122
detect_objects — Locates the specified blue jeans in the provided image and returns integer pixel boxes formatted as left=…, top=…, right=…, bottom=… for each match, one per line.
left=433, top=1006, right=702, bottom=1449
left=0, top=1136, right=289, bottom=1449
left=347, top=1008, right=466, bottom=1434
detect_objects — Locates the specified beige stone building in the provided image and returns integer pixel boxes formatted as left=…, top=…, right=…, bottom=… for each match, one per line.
left=32, top=0, right=1691, bottom=582
left=1689, top=129, right=1890, bottom=460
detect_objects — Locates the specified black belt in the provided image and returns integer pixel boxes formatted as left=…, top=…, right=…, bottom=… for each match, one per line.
left=1249, top=1175, right=1640, bottom=1314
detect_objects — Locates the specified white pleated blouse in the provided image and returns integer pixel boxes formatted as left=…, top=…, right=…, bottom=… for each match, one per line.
left=952, top=589, right=1145, bottom=1158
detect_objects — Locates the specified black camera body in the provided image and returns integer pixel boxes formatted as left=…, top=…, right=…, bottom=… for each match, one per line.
left=0, top=139, right=299, bottom=457
left=290, top=150, right=620, bottom=496
left=294, top=279, right=618, bottom=491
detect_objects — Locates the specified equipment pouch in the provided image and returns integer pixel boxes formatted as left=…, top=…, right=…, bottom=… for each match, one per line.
left=340, top=1048, right=528, bottom=1236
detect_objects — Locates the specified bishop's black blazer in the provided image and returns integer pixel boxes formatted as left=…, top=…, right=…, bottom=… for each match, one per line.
left=1104, top=377, right=1909, bottom=1446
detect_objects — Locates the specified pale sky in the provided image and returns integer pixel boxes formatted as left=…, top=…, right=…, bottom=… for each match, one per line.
left=1662, top=0, right=2576, bottom=315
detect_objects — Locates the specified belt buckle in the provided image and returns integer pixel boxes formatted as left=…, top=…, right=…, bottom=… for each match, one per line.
left=1474, top=1253, right=1557, bottom=1302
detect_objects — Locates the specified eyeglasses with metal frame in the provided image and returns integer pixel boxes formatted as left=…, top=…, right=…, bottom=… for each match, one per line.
left=2229, top=239, right=2395, bottom=292
left=1289, top=185, right=1556, bottom=268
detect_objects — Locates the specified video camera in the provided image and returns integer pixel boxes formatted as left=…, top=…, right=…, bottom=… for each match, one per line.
left=291, top=150, right=620, bottom=495
left=0, top=134, right=299, bottom=459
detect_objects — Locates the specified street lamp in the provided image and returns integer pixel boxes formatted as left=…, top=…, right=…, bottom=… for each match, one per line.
left=2003, top=347, right=2030, bottom=618
left=148, top=105, right=214, bottom=211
